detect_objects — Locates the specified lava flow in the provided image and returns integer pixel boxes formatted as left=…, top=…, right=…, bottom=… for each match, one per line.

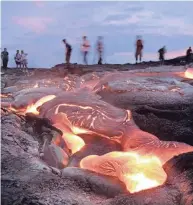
left=25, top=95, right=56, bottom=115
left=184, top=68, right=193, bottom=79
left=52, top=122, right=85, bottom=154
left=3, top=69, right=193, bottom=194
left=80, top=151, right=167, bottom=193
left=8, top=95, right=56, bottom=115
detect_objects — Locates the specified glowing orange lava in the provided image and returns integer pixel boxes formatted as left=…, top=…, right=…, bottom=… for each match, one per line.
left=0, top=93, right=12, bottom=98
left=25, top=95, right=56, bottom=115
left=53, top=123, right=85, bottom=154
left=184, top=68, right=193, bottom=79
left=33, top=83, right=39, bottom=88
left=80, top=151, right=167, bottom=193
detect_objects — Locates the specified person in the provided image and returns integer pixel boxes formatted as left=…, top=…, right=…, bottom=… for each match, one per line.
left=135, top=36, right=143, bottom=64
left=186, top=47, right=192, bottom=64
left=62, top=39, right=72, bottom=65
left=81, top=36, right=90, bottom=65
left=14, top=50, right=21, bottom=68
left=96, top=36, right=103, bottom=65
left=20, top=50, right=28, bottom=72
left=158, top=46, right=166, bottom=65
left=1, top=48, right=9, bottom=69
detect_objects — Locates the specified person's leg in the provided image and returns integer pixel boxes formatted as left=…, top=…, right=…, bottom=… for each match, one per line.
left=2, top=59, right=6, bottom=69
left=84, top=51, right=88, bottom=65
left=98, top=57, right=102, bottom=65
left=83, top=52, right=85, bottom=64
left=139, top=50, right=142, bottom=62
left=25, top=64, right=28, bottom=73
left=98, top=52, right=100, bottom=64
left=65, top=54, right=68, bottom=64
left=3, top=59, right=7, bottom=69
left=98, top=52, right=102, bottom=65
left=22, top=62, right=25, bottom=72
left=67, top=52, right=71, bottom=64
left=135, top=51, right=138, bottom=63
left=5, top=60, right=8, bottom=69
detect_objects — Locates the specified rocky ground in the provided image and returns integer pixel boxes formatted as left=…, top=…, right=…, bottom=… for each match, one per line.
left=1, top=63, right=193, bottom=205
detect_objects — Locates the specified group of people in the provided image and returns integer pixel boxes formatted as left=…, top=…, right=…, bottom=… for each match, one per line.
left=14, top=50, right=28, bottom=71
left=1, top=37, right=192, bottom=70
left=63, top=35, right=192, bottom=66
left=63, top=36, right=103, bottom=66
left=1, top=48, right=28, bottom=71
left=158, top=46, right=193, bottom=65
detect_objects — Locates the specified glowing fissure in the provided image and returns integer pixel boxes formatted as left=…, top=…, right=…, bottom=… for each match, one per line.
left=25, top=95, right=56, bottom=115
left=8, top=95, right=56, bottom=115
left=54, top=103, right=126, bottom=123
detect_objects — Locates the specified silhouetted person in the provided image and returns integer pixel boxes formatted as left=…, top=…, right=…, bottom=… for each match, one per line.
left=135, top=36, right=143, bottom=63
left=14, top=50, right=21, bottom=68
left=158, top=46, right=166, bottom=65
left=81, top=36, right=90, bottom=65
left=1, top=48, right=9, bottom=69
left=186, top=47, right=192, bottom=64
left=63, top=39, right=72, bottom=65
left=96, top=36, right=103, bottom=65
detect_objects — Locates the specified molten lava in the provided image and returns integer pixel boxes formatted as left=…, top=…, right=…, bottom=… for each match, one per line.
left=0, top=93, right=12, bottom=98
left=80, top=151, right=167, bottom=193
left=25, top=95, right=56, bottom=115
left=33, top=83, right=39, bottom=88
left=184, top=68, right=193, bottom=79
left=52, top=123, right=85, bottom=154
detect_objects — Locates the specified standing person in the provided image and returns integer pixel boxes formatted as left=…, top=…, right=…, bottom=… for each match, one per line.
left=14, top=50, right=21, bottom=68
left=96, top=36, right=103, bottom=65
left=62, top=39, right=72, bottom=65
left=135, top=36, right=143, bottom=64
left=186, top=47, right=192, bottom=64
left=81, top=36, right=90, bottom=65
left=158, top=46, right=166, bottom=65
left=1, top=48, right=9, bottom=70
left=20, top=50, right=28, bottom=73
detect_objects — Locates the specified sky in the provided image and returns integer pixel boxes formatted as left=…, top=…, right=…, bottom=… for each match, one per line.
left=1, top=1, right=193, bottom=68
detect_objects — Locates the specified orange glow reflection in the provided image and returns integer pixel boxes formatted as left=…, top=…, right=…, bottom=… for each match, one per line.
left=184, top=68, right=193, bottom=79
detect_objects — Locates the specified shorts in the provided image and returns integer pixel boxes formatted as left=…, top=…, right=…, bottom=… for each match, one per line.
left=22, top=59, right=28, bottom=65
left=15, top=60, right=21, bottom=65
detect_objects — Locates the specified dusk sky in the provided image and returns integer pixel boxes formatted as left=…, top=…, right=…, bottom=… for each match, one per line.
left=1, top=1, right=193, bottom=68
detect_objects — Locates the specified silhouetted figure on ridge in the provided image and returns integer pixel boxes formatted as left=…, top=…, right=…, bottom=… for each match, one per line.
left=1, top=48, right=9, bottom=70
left=158, top=46, right=166, bottom=65
left=96, top=36, right=104, bottom=65
left=186, top=46, right=192, bottom=64
left=81, top=36, right=90, bottom=65
left=63, top=39, right=72, bottom=65
left=135, top=36, right=143, bottom=64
